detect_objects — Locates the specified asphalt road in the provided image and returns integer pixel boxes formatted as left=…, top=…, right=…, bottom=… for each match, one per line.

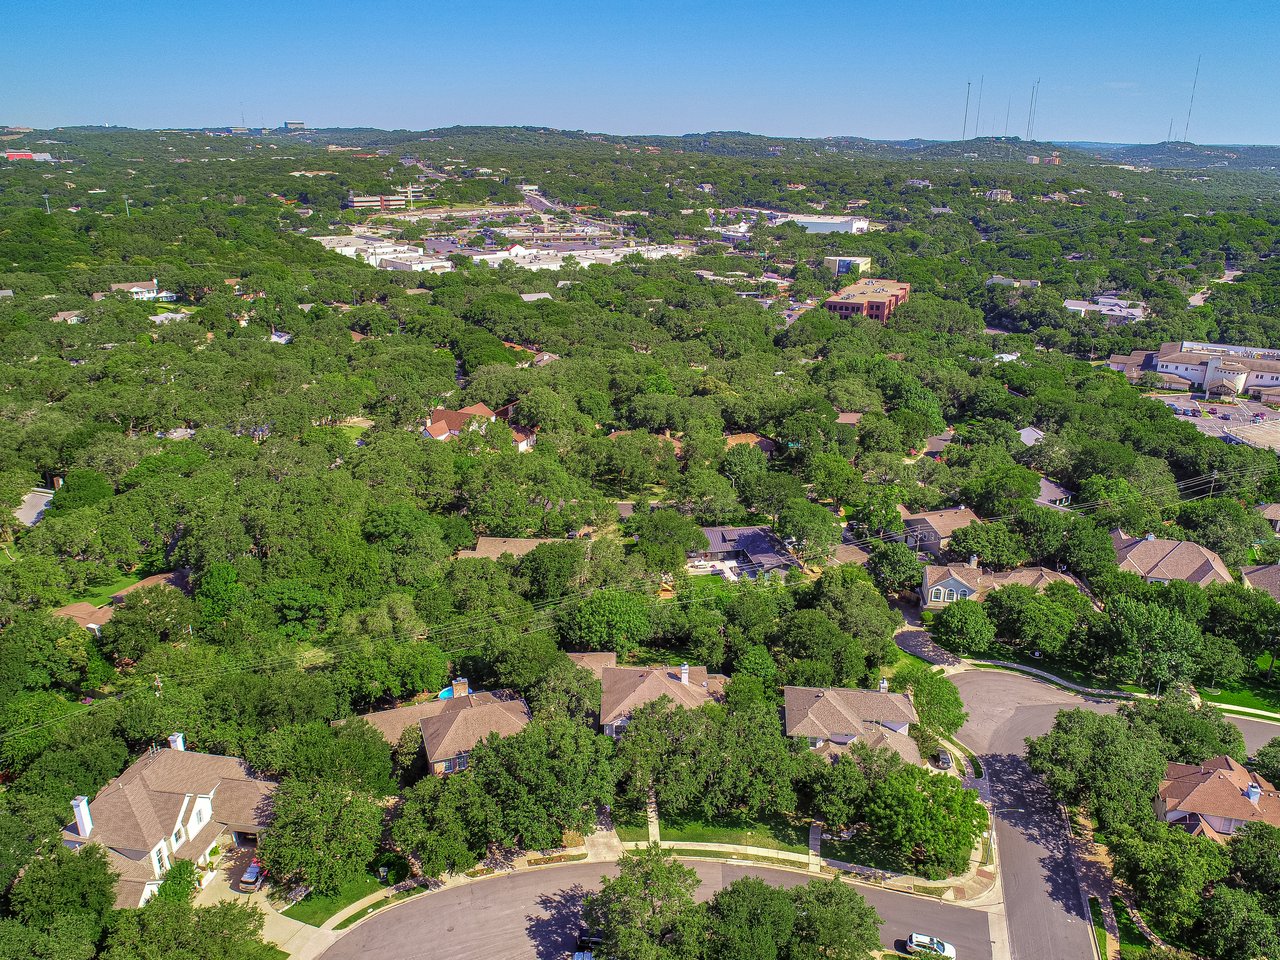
left=318, top=860, right=994, bottom=960
left=951, top=669, right=1280, bottom=960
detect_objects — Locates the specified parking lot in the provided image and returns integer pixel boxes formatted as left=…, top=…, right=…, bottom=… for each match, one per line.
left=1154, top=393, right=1280, bottom=441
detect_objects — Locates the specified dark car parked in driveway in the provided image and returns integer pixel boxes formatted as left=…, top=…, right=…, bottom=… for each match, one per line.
left=239, top=859, right=264, bottom=893
left=935, top=748, right=953, bottom=771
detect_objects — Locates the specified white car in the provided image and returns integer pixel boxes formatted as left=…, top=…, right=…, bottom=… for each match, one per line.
left=906, top=933, right=957, bottom=957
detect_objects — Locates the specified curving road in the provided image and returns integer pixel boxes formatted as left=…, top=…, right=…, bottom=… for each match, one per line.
left=951, top=668, right=1280, bottom=960
left=318, top=860, right=995, bottom=960
left=317, top=666, right=1279, bottom=960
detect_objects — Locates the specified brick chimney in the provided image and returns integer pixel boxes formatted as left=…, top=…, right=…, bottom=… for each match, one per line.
left=451, top=678, right=470, bottom=699
left=72, top=795, right=93, bottom=838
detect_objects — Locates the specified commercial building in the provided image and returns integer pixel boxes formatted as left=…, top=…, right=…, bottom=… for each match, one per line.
left=774, top=213, right=869, bottom=234
left=1108, top=340, right=1280, bottom=396
left=823, top=255, right=873, bottom=277
left=822, top=278, right=911, bottom=323
left=284, top=121, right=306, bottom=130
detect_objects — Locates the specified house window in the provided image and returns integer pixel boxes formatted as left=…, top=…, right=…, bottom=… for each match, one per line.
left=154, top=849, right=166, bottom=874
left=441, top=758, right=454, bottom=773
left=945, top=589, right=956, bottom=602
left=958, top=589, right=970, bottom=598
left=172, top=827, right=184, bottom=847
left=456, top=755, right=468, bottom=771
left=930, top=587, right=945, bottom=602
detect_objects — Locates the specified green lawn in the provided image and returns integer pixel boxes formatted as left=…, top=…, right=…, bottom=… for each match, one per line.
left=659, top=812, right=810, bottom=854
left=614, top=808, right=651, bottom=843
left=821, top=831, right=909, bottom=874
left=1111, top=897, right=1152, bottom=957
left=1089, top=897, right=1108, bottom=959
left=281, top=857, right=409, bottom=927
left=1203, top=658, right=1280, bottom=714
left=71, top=573, right=143, bottom=607
left=667, top=848, right=803, bottom=869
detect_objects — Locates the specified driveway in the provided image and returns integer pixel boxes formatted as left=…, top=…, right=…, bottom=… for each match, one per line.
left=952, top=667, right=1279, bottom=960
left=317, top=860, right=995, bottom=960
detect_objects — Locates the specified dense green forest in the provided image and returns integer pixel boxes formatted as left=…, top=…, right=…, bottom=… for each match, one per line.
left=2, top=126, right=1280, bottom=959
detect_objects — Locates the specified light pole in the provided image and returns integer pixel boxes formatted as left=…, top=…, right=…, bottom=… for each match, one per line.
left=42, top=191, right=50, bottom=214
left=124, top=196, right=132, bottom=218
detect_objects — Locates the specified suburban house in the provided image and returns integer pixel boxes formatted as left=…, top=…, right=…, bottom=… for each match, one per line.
left=91, top=279, right=178, bottom=302
left=987, top=275, right=1041, bottom=289
left=422, top=403, right=497, bottom=441
left=62, top=735, right=275, bottom=908
left=1017, top=426, right=1045, bottom=447
left=920, top=561, right=1077, bottom=609
left=724, top=432, right=778, bottom=456
left=1063, top=296, right=1146, bottom=323
left=1036, top=477, right=1074, bottom=510
left=1241, top=564, right=1280, bottom=602
left=1110, top=531, right=1232, bottom=587
left=896, top=505, right=982, bottom=559
left=453, top=537, right=557, bottom=561
left=1155, top=756, right=1280, bottom=842
left=782, top=684, right=921, bottom=765
left=51, top=569, right=190, bottom=635
left=1257, top=503, right=1280, bottom=534
left=599, top=663, right=726, bottom=737
left=566, top=651, right=618, bottom=679
left=421, top=682, right=529, bottom=775
left=692, top=525, right=793, bottom=576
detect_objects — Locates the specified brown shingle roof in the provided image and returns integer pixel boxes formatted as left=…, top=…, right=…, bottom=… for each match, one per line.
left=901, top=505, right=981, bottom=543
left=1111, top=530, right=1232, bottom=586
left=420, top=691, right=530, bottom=763
left=782, top=686, right=918, bottom=739
left=1159, top=756, right=1280, bottom=837
left=454, top=537, right=557, bottom=561
left=599, top=664, right=725, bottom=726
left=1257, top=504, right=1280, bottom=522
left=1241, top=564, right=1280, bottom=602
left=567, top=651, right=617, bottom=680
left=922, top=563, right=1079, bottom=602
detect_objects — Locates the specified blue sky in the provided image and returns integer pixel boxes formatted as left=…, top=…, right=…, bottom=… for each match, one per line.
left=8, top=0, right=1280, bottom=144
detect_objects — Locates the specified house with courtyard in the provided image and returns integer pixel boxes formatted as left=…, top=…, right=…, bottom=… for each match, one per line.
left=782, top=684, right=921, bottom=765
left=1111, top=531, right=1232, bottom=587
left=599, top=663, right=726, bottom=737
left=693, top=525, right=794, bottom=576
left=62, top=735, right=275, bottom=908
left=1155, top=756, right=1280, bottom=842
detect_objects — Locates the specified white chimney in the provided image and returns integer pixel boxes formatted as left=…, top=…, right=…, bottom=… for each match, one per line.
left=72, top=796, right=93, bottom=838
left=878, top=677, right=889, bottom=694
left=451, top=677, right=470, bottom=699
left=1246, top=782, right=1262, bottom=804
left=968, top=555, right=979, bottom=568
left=167, top=732, right=185, bottom=751
left=680, top=663, right=689, bottom=685
left=1145, top=532, right=1156, bottom=541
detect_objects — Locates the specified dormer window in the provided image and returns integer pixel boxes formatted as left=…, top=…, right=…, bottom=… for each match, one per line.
left=172, top=826, right=185, bottom=848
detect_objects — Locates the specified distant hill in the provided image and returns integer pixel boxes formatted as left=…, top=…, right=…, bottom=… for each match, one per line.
left=1060, top=140, right=1280, bottom=171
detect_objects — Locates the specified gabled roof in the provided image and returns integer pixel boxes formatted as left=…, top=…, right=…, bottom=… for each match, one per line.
left=922, top=563, right=1078, bottom=602
left=900, top=505, right=981, bottom=542
left=62, top=748, right=275, bottom=853
left=1257, top=503, right=1280, bottom=522
left=1110, top=530, right=1232, bottom=587
left=783, top=686, right=917, bottom=739
left=599, top=664, right=725, bottom=726
left=1241, top=563, right=1280, bottom=602
left=567, top=651, right=617, bottom=680
left=1159, top=756, right=1280, bottom=830
left=454, top=537, right=556, bottom=560
left=419, top=691, right=530, bottom=762
left=424, top=403, right=496, bottom=438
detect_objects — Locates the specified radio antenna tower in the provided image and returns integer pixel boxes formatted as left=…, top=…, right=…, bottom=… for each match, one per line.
left=974, top=76, right=984, bottom=141
left=1004, top=96, right=1011, bottom=137
left=1182, top=55, right=1202, bottom=142
left=962, top=82, right=971, bottom=140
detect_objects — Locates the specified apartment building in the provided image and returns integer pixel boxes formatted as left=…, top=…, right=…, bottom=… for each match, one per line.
left=822, top=278, right=911, bottom=323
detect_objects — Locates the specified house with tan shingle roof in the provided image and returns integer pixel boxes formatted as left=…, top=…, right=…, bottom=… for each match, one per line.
left=783, top=684, right=921, bottom=765
left=420, top=683, right=530, bottom=775
left=1241, top=563, right=1280, bottom=602
left=1156, top=756, right=1280, bottom=842
left=1110, top=530, right=1232, bottom=587
left=599, top=663, right=726, bottom=737
left=1256, top=503, right=1280, bottom=534
left=920, top=561, right=1080, bottom=609
left=896, top=505, right=981, bottom=559
left=61, top=735, right=275, bottom=908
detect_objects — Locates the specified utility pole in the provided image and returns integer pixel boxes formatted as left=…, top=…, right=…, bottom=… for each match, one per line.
left=1004, top=96, right=1011, bottom=137
left=124, top=196, right=132, bottom=217
left=962, top=81, right=971, bottom=140
left=42, top=191, right=50, bottom=214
